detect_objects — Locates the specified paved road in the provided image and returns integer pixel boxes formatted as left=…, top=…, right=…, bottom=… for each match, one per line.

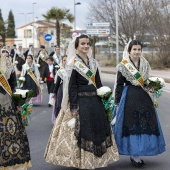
left=26, top=74, right=170, bottom=170
left=100, top=67, right=170, bottom=82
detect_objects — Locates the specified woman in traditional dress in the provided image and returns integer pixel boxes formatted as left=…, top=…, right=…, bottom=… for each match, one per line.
left=51, top=55, right=67, bottom=124
left=112, top=39, right=166, bottom=167
left=44, top=34, right=119, bottom=169
left=0, top=48, right=31, bottom=169
left=37, top=48, right=48, bottom=79
left=21, top=54, right=42, bottom=103
left=49, top=46, right=62, bottom=65
left=13, top=46, right=25, bottom=79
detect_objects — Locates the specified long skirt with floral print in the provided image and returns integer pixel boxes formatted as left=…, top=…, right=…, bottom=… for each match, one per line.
left=44, top=108, right=119, bottom=169
left=0, top=92, right=31, bottom=170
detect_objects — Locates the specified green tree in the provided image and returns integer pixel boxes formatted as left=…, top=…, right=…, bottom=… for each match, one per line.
left=42, top=7, right=74, bottom=47
left=6, top=10, right=15, bottom=38
left=0, top=9, right=6, bottom=44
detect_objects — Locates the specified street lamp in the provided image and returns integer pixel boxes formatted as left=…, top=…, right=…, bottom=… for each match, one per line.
left=74, top=0, right=81, bottom=31
left=18, top=12, right=32, bottom=25
left=32, top=2, right=36, bottom=47
left=18, top=12, right=32, bottom=48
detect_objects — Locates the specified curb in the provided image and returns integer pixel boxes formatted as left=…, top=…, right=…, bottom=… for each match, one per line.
left=101, top=71, right=170, bottom=83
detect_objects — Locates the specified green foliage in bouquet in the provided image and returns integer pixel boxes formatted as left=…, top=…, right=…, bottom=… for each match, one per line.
left=97, top=86, right=116, bottom=121
left=12, top=90, right=34, bottom=106
left=99, top=91, right=112, bottom=100
left=145, top=79, right=162, bottom=91
left=145, top=77, right=165, bottom=108
left=21, top=103, right=33, bottom=126
left=101, top=96, right=116, bottom=121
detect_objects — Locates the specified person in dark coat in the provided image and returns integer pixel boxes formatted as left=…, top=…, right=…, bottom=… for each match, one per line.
left=42, top=56, right=57, bottom=106
left=10, top=44, right=17, bottom=61
left=49, top=46, right=62, bottom=65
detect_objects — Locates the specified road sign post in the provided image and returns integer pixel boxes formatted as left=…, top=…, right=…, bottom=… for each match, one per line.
left=72, top=31, right=80, bottom=39
left=86, top=22, right=110, bottom=58
left=44, top=34, right=52, bottom=42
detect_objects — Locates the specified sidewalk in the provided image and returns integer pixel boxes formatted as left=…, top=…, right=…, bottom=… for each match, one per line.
left=100, top=67, right=170, bottom=83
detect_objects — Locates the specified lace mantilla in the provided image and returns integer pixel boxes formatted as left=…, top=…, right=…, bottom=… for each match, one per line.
left=118, top=56, right=150, bottom=86
left=0, top=55, right=14, bottom=80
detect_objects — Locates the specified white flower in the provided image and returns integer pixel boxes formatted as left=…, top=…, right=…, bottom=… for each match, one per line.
left=55, top=65, right=60, bottom=69
left=36, top=64, right=40, bottom=68
left=158, top=78, right=165, bottom=87
left=18, top=76, right=25, bottom=82
left=14, top=61, right=18, bottom=65
left=97, top=86, right=112, bottom=96
left=14, top=89, right=29, bottom=98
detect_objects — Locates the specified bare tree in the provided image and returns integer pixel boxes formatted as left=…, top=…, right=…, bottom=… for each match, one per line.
left=89, top=0, right=148, bottom=46
left=89, top=0, right=170, bottom=67
left=143, top=0, right=170, bottom=67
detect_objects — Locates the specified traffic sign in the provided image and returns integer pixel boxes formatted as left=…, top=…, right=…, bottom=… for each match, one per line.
left=72, top=31, right=80, bottom=39
left=44, top=34, right=52, bottom=42
left=86, top=22, right=110, bottom=27
left=86, top=29, right=110, bottom=35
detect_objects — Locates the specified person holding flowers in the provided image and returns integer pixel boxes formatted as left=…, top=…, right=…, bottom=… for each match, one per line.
left=112, top=39, right=165, bottom=167
left=44, top=34, right=119, bottom=169
left=0, top=46, right=31, bottom=169
left=20, top=54, right=42, bottom=103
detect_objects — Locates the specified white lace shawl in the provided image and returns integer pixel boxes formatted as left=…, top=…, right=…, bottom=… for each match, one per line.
left=0, top=53, right=14, bottom=80
left=112, top=55, right=151, bottom=100
left=21, top=61, right=40, bottom=81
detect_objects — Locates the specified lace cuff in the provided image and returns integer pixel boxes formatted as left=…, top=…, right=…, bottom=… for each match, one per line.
left=70, top=104, right=78, bottom=113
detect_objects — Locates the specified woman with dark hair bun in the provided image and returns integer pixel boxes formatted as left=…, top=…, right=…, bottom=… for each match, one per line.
left=20, top=54, right=42, bottom=103
left=45, top=34, right=119, bottom=169
left=112, top=39, right=165, bottom=167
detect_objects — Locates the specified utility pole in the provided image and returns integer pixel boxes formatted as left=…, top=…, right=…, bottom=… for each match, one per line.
left=116, top=0, right=119, bottom=65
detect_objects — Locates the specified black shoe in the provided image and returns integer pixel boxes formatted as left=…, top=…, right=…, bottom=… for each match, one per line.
left=130, top=157, right=144, bottom=168
left=48, top=103, right=52, bottom=107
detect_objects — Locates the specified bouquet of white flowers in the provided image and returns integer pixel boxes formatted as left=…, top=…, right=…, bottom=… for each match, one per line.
left=55, top=65, right=60, bottom=71
left=12, top=89, right=34, bottom=105
left=17, top=76, right=25, bottom=88
left=18, top=76, right=25, bottom=82
left=97, top=86, right=112, bottom=100
left=97, top=86, right=116, bottom=121
left=12, top=89, right=34, bottom=126
left=145, top=77, right=165, bottom=108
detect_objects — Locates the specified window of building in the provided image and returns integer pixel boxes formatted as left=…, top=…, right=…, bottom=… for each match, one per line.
left=51, top=30, right=54, bottom=36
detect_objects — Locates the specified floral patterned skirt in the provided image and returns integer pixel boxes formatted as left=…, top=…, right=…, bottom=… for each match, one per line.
left=44, top=109, right=119, bottom=169
left=0, top=92, right=31, bottom=169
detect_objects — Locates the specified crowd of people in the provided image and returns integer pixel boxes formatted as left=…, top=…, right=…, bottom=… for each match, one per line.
left=0, top=33, right=166, bottom=170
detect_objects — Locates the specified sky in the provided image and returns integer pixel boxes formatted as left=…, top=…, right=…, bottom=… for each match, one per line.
left=1, top=0, right=90, bottom=30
